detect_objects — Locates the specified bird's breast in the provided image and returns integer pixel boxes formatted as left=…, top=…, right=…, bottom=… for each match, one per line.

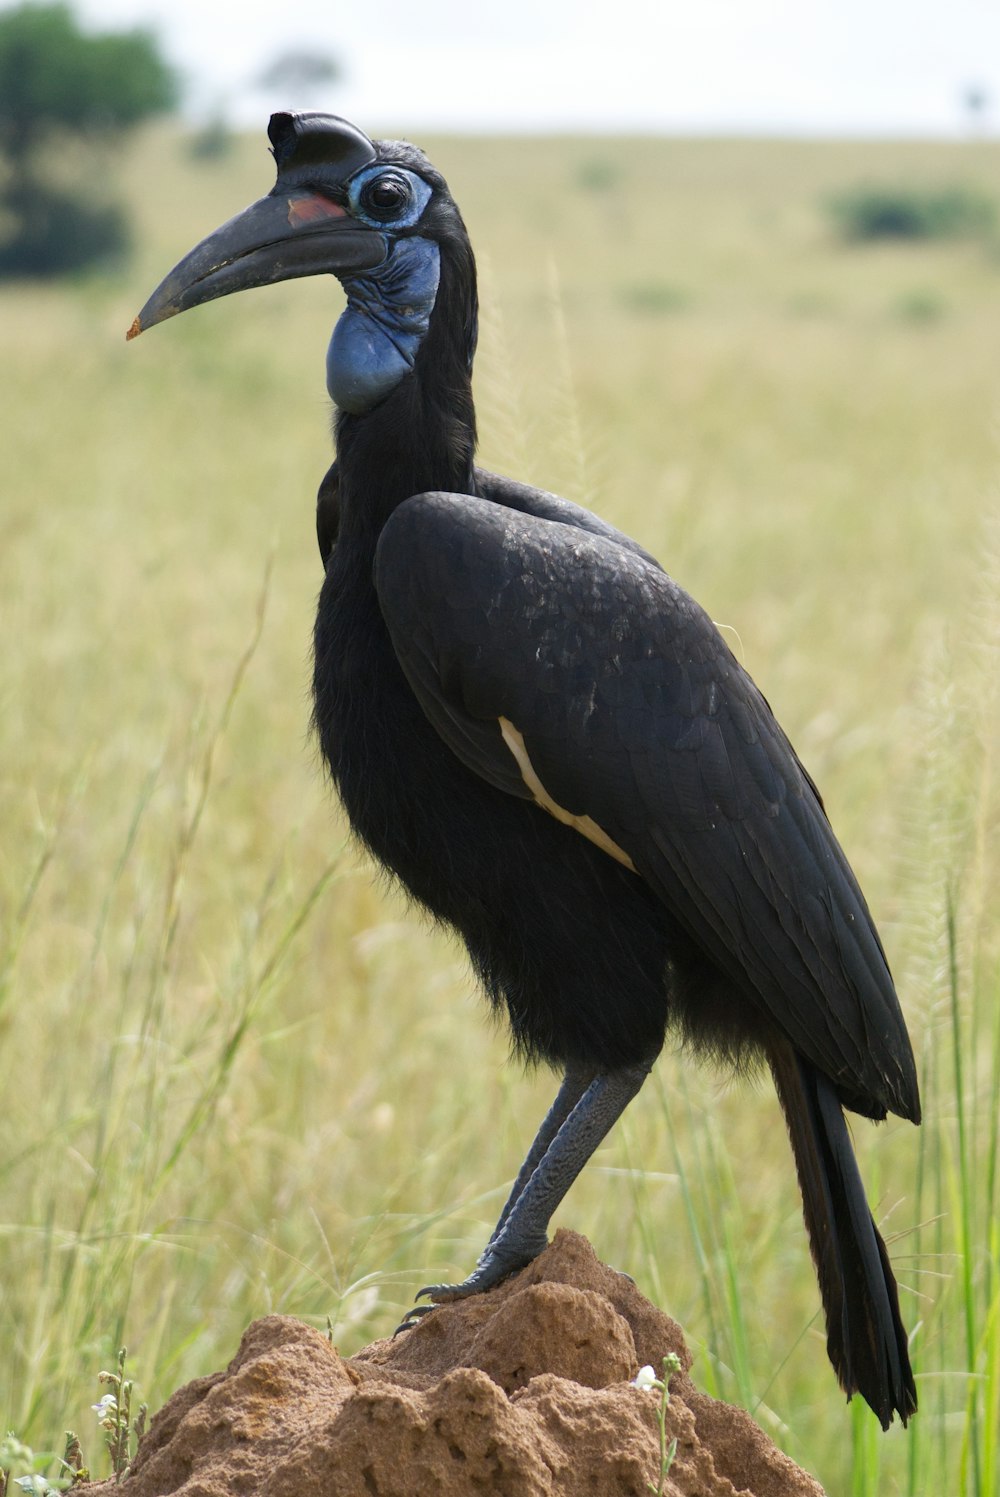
left=310, top=541, right=677, bottom=1071
left=312, top=555, right=482, bottom=901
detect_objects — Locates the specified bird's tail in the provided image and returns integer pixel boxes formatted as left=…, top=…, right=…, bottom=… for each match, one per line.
left=769, top=1042, right=917, bottom=1428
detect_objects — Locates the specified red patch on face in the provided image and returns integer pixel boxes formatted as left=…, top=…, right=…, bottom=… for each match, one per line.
left=287, top=194, right=347, bottom=226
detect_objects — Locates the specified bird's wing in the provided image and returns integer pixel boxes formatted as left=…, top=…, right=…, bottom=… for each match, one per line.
left=473, top=466, right=664, bottom=568
left=374, top=491, right=919, bottom=1120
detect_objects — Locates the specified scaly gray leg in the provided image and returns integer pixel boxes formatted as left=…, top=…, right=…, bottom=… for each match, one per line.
left=486, top=1061, right=595, bottom=1249
left=398, top=1060, right=651, bottom=1327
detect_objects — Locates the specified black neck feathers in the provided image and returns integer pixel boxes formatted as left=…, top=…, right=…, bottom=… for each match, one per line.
left=334, top=232, right=479, bottom=548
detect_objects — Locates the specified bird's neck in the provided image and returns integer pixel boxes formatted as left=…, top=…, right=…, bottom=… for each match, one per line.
left=327, top=239, right=441, bottom=416
left=331, top=236, right=478, bottom=549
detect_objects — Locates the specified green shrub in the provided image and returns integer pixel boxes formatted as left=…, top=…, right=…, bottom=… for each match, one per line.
left=828, top=183, right=995, bottom=242
left=0, top=183, right=129, bottom=277
left=618, top=281, right=692, bottom=315
left=576, top=158, right=623, bottom=193
left=188, top=117, right=235, bottom=162
left=0, top=1, right=175, bottom=279
left=893, top=287, right=948, bottom=323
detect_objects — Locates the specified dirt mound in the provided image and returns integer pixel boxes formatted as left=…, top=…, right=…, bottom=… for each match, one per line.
left=91, top=1232, right=824, bottom=1496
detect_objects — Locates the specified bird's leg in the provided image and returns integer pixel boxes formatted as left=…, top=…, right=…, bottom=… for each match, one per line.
left=485, top=1061, right=596, bottom=1249
left=400, top=1060, right=651, bottom=1325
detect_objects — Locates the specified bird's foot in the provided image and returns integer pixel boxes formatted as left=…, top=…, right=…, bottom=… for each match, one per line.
left=394, top=1231, right=547, bottom=1334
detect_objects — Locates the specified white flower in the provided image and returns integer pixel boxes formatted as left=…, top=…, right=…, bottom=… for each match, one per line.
left=633, top=1364, right=660, bottom=1391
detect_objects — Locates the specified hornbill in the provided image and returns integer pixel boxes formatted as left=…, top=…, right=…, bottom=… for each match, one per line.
left=129, top=112, right=919, bottom=1427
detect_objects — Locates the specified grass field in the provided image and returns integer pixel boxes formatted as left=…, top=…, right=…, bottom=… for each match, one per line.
left=2, top=124, right=1000, bottom=1493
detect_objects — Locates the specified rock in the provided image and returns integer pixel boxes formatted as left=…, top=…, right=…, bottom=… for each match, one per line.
left=88, top=1231, right=824, bottom=1496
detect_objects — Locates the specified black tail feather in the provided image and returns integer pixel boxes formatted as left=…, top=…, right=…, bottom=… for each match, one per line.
left=770, top=1043, right=917, bottom=1428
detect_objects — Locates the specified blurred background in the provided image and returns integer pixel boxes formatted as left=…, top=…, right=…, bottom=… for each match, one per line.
left=69, top=0, right=1000, bottom=135
left=2, top=0, right=1000, bottom=275
left=2, top=3, right=999, bottom=1495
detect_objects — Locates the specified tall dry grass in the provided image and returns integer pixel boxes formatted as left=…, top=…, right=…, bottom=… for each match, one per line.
left=2, top=125, right=1000, bottom=1492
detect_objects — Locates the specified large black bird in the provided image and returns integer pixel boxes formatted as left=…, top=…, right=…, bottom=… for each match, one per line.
left=129, top=113, right=919, bottom=1427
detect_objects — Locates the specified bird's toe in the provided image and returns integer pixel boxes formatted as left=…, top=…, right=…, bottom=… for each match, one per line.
left=392, top=1302, right=437, bottom=1336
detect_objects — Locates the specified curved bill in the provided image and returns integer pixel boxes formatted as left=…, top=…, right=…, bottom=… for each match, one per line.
left=127, top=189, right=387, bottom=340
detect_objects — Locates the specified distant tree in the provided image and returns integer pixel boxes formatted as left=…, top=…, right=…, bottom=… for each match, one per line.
left=256, top=47, right=341, bottom=104
left=188, top=113, right=235, bottom=163
left=0, top=2, right=177, bottom=277
left=962, top=83, right=992, bottom=137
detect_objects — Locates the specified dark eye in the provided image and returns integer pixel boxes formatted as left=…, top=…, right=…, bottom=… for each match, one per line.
left=360, top=173, right=411, bottom=219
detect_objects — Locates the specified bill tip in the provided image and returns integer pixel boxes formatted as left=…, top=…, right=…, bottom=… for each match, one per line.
left=125, top=316, right=142, bottom=342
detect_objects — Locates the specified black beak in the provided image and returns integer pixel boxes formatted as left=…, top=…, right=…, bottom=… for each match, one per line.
left=127, top=190, right=387, bottom=340
left=127, top=111, right=387, bottom=340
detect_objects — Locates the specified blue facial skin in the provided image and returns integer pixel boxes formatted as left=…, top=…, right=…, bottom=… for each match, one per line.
left=327, top=235, right=441, bottom=414
left=326, top=166, right=440, bottom=415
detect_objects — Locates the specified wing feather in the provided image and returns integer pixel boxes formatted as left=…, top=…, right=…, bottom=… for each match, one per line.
left=374, top=488, right=919, bottom=1120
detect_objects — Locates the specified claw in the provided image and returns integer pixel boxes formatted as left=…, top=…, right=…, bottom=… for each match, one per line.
left=393, top=1231, right=543, bottom=1337
left=392, top=1280, right=476, bottom=1337
left=393, top=1302, right=437, bottom=1336
left=392, top=1276, right=481, bottom=1334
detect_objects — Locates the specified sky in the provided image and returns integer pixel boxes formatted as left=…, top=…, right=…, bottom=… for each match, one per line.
left=63, top=0, right=1000, bottom=136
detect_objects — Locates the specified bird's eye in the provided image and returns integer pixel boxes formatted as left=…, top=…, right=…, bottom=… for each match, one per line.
left=347, top=164, right=432, bottom=229
left=359, top=173, right=411, bottom=220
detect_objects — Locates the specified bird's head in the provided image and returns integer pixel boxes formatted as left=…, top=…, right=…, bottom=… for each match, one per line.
left=128, top=112, right=477, bottom=414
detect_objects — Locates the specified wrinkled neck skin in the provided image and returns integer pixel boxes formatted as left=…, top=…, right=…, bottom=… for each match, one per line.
left=327, top=237, right=441, bottom=414
left=329, top=230, right=479, bottom=551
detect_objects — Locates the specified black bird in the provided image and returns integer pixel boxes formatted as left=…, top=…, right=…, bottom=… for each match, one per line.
left=129, top=112, right=919, bottom=1427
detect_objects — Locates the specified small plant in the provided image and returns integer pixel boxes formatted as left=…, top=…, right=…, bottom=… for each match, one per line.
left=93, top=1348, right=147, bottom=1482
left=618, top=282, right=692, bottom=316
left=0, top=1433, right=81, bottom=1494
left=894, top=287, right=948, bottom=323
left=60, top=1437, right=86, bottom=1488
left=634, top=1353, right=682, bottom=1496
left=576, top=158, right=623, bottom=193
